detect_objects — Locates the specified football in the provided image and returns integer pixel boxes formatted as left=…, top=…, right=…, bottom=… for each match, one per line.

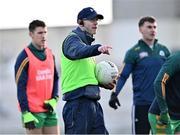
left=95, top=61, right=119, bottom=85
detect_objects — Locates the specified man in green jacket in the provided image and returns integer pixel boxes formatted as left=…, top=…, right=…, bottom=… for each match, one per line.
left=109, top=16, right=170, bottom=134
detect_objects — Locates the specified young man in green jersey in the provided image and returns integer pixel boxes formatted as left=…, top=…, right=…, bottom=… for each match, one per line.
left=109, top=16, right=170, bottom=134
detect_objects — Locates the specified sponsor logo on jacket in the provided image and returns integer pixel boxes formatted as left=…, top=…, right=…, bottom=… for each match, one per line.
left=139, top=52, right=148, bottom=59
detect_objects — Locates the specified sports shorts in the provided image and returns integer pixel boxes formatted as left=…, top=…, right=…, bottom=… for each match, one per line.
left=148, top=113, right=173, bottom=134
left=22, top=112, right=58, bottom=128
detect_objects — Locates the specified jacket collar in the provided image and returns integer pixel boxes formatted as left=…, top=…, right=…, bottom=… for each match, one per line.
left=138, top=39, right=158, bottom=46
left=72, top=27, right=95, bottom=45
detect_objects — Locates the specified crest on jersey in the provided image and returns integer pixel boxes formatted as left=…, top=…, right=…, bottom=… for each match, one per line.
left=90, top=8, right=94, bottom=12
left=139, top=52, right=148, bottom=59
left=159, top=50, right=165, bottom=56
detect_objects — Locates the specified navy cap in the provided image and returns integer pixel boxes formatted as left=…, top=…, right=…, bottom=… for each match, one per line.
left=77, top=7, right=104, bottom=20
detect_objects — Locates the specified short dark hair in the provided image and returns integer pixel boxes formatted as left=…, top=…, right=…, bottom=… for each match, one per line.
left=138, top=16, right=156, bottom=27
left=28, top=20, right=46, bottom=32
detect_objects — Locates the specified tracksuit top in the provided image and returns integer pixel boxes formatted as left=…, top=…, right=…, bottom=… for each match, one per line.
left=25, top=47, right=54, bottom=112
left=14, top=43, right=59, bottom=113
left=153, top=51, right=180, bottom=120
left=115, top=39, right=170, bottom=105
left=61, top=52, right=98, bottom=94
left=61, top=32, right=98, bottom=94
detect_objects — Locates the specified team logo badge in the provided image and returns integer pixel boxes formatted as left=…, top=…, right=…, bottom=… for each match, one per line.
left=90, top=8, right=94, bottom=12
left=159, top=50, right=165, bottom=56
left=139, top=52, right=148, bottom=59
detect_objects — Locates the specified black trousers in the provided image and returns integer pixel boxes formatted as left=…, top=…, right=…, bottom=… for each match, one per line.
left=132, top=104, right=151, bottom=134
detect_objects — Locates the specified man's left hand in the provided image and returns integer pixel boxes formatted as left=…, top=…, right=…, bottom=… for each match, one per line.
left=99, top=80, right=116, bottom=90
left=44, top=97, right=59, bottom=113
left=158, top=112, right=170, bottom=125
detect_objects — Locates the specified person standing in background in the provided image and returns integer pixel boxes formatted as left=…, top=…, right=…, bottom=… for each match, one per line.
left=14, top=20, right=60, bottom=134
left=109, top=16, right=170, bottom=134
left=61, top=7, right=115, bottom=134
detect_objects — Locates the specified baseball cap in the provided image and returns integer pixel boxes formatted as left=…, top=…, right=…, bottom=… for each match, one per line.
left=77, top=7, right=104, bottom=20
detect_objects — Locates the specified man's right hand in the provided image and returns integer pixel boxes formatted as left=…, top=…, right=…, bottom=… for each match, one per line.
left=109, top=92, right=120, bottom=109
left=22, top=111, right=39, bottom=130
left=98, top=45, right=112, bottom=55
